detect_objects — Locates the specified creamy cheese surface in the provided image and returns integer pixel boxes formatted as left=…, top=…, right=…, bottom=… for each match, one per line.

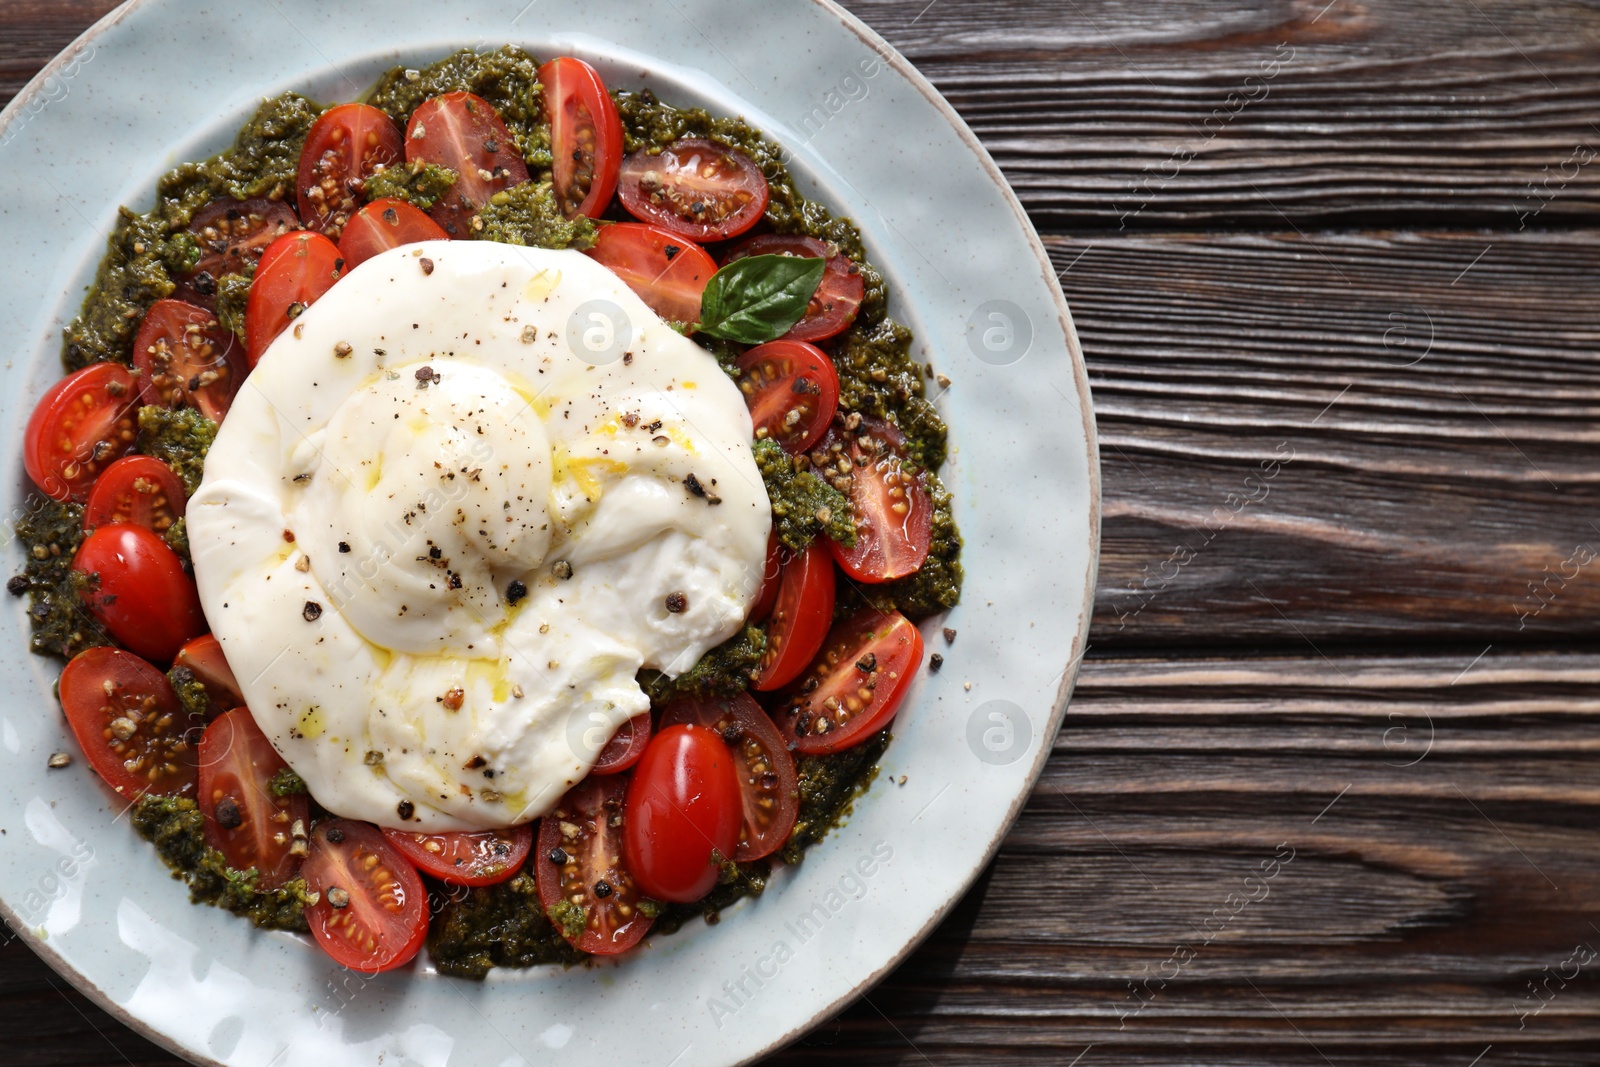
left=187, top=242, right=769, bottom=829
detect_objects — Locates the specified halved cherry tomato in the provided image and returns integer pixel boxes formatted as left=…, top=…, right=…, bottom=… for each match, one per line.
left=174, top=197, right=300, bottom=307
left=337, top=198, right=449, bottom=269
left=735, top=340, right=839, bottom=453
left=748, top=528, right=781, bottom=623
left=198, top=708, right=308, bottom=889
left=295, top=103, right=404, bottom=237
left=725, top=234, right=864, bottom=342
left=772, top=608, right=924, bottom=755
left=244, top=231, right=343, bottom=365
left=753, top=539, right=835, bottom=692
left=405, top=92, right=530, bottom=237
left=584, top=222, right=716, bottom=325
left=83, top=455, right=186, bottom=536
left=617, top=138, right=769, bottom=241
left=58, top=646, right=202, bottom=798
left=659, top=693, right=798, bottom=861
left=590, top=712, right=651, bottom=775
left=23, top=362, right=139, bottom=502
left=623, top=723, right=741, bottom=903
left=536, top=775, right=652, bottom=955
left=131, top=299, right=246, bottom=423
left=173, top=633, right=243, bottom=715
left=813, top=418, right=932, bottom=583
left=72, top=523, right=204, bottom=665
left=303, top=819, right=428, bottom=974
left=540, top=57, right=623, bottom=220
left=381, top=825, right=533, bottom=887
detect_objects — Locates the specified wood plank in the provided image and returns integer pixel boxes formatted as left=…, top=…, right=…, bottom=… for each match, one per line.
left=0, top=1, right=118, bottom=107
left=766, top=648, right=1600, bottom=1064
left=850, top=0, right=1600, bottom=229
left=1046, top=228, right=1600, bottom=645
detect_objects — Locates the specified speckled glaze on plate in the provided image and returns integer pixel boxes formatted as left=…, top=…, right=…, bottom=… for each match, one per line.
left=0, top=1, right=1098, bottom=1064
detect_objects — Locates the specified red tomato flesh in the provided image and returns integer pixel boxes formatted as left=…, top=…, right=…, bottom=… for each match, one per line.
left=23, top=362, right=139, bottom=502
left=199, top=709, right=308, bottom=889
left=132, top=298, right=246, bottom=423
left=405, top=92, right=529, bottom=237
left=814, top=418, right=932, bottom=583
left=725, top=234, right=864, bottom=342
left=623, top=723, right=742, bottom=903
left=735, top=340, right=839, bottom=454
left=337, top=198, right=448, bottom=269
left=536, top=775, right=653, bottom=955
left=772, top=608, right=924, bottom=755
left=617, top=138, right=769, bottom=241
left=175, top=197, right=300, bottom=306
left=295, top=103, right=403, bottom=237
left=584, top=222, right=717, bottom=326
left=72, top=523, right=204, bottom=665
left=381, top=825, right=533, bottom=887
left=58, top=646, right=202, bottom=798
left=303, top=820, right=428, bottom=974
left=659, top=694, right=799, bottom=862
left=753, top=538, right=835, bottom=692
left=590, top=712, right=651, bottom=775
left=244, top=231, right=343, bottom=365
left=540, top=57, right=623, bottom=219
left=173, top=633, right=243, bottom=716
left=83, top=455, right=186, bottom=537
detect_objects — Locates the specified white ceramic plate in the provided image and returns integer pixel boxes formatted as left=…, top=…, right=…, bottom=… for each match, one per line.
left=0, top=2, right=1098, bottom=1064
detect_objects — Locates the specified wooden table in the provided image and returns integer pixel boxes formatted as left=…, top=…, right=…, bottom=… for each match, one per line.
left=6, top=1, right=1600, bottom=1063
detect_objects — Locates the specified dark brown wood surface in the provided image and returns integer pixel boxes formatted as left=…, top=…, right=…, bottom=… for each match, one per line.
left=4, top=1, right=1599, bottom=1064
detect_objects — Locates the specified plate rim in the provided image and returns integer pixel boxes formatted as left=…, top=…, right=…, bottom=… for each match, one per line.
left=0, top=2, right=1102, bottom=1063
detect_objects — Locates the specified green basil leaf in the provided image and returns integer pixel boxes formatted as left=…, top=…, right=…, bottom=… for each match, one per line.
left=698, top=254, right=826, bottom=344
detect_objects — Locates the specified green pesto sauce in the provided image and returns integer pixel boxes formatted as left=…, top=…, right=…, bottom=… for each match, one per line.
left=11, top=499, right=109, bottom=659
left=268, top=767, right=308, bottom=798
left=780, top=731, right=889, bottom=866
left=428, top=873, right=582, bottom=980
left=212, top=271, right=253, bottom=339
left=638, top=624, right=765, bottom=704
left=363, top=161, right=459, bottom=210
left=136, top=406, right=216, bottom=496
left=163, top=516, right=191, bottom=565
left=166, top=663, right=211, bottom=721
left=131, top=796, right=314, bottom=930
left=366, top=47, right=552, bottom=171
left=753, top=438, right=855, bottom=552
left=64, top=94, right=322, bottom=371
left=475, top=182, right=596, bottom=250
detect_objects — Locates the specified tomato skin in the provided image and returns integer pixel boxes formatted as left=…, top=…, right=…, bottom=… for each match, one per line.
left=72, top=523, right=204, bottom=665
left=173, top=633, right=243, bottom=715
left=337, top=198, right=449, bottom=269
left=24, top=362, right=139, bottom=502
left=659, top=693, right=799, bottom=862
left=131, top=299, right=246, bottom=423
left=772, top=608, right=924, bottom=755
left=748, top=528, right=782, bottom=623
left=536, top=775, right=653, bottom=955
left=303, top=819, right=429, bottom=974
left=244, top=231, right=343, bottom=365
left=296, top=104, right=403, bottom=237
left=198, top=709, right=308, bottom=890
left=623, top=723, right=742, bottom=903
left=83, top=455, right=186, bottom=537
left=814, top=418, right=933, bottom=583
left=381, top=825, right=532, bottom=887
left=405, top=92, right=530, bottom=237
left=753, top=539, right=835, bottom=691
left=617, top=138, right=769, bottom=241
left=725, top=234, right=865, bottom=342
left=540, top=57, right=623, bottom=220
left=590, top=712, right=651, bottom=775
left=735, top=340, right=840, bottom=453
left=175, top=197, right=300, bottom=307
left=584, top=222, right=717, bottom=326
left=58, top=646, right=203, bottom=798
